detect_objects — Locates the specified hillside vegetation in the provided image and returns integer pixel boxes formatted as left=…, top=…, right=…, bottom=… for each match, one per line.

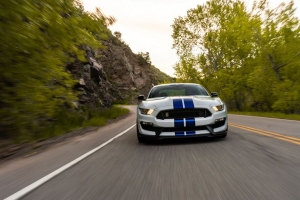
left=0, top=0, right=171, bottom=141
left=0, top=0, right=123, bottom=141
left=172, top=0, right=300, bottom=114
left=150, top=65, right=175, bottom=84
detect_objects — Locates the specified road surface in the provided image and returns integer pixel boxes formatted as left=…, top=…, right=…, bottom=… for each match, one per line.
left=1, top=106, right=300, bottom=200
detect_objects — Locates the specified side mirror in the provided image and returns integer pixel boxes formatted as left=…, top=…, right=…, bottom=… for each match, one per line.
left=211, top=92, right=218, bottom=97
left=138, top=95, right=145, bottom=101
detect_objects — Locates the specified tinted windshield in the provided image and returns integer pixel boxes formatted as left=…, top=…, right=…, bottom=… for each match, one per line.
left=148, top=84, right=209, bottom=98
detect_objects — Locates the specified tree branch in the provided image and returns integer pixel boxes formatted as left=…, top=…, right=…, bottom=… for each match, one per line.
left=276, top=52, right=300, bottom=70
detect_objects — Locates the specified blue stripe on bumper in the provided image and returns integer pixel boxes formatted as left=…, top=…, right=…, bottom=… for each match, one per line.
left=175, top=132, right=185, bottom=136
left=185, top=118, right=195, bottom=127
left=174, top=118, right=184, bottom=127
left=186, top=131, right=196, bottom=135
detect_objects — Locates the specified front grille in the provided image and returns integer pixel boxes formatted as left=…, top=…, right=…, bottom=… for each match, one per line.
left=158, top=126, right=208, bottom=132
left=156, top=109, right=211, bottom=119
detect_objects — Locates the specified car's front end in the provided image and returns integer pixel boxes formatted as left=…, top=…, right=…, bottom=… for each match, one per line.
left=137, top=85, right=228, bottom=142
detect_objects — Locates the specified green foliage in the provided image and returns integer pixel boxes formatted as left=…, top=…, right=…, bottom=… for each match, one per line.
left=83, top=117, right=106, bottom=127
left=272, top=80, right=300, bottom=113
left=150, top=65, right=174, bottom=84
left=113, top=98, right=131, bottom=105
left=229, top=111, right=300, bottom=121
left=0, top=0, right=115, bottom=140
left=137, top=52, right=151, bottom=65
left=83, top=106, right=129, bottom=128
left=38, top=109, right=86, bottom=140
left=172, top=0, right=300, bottom=113
left=109, top=30, right=128, bottom=47
left=9, top=106, right=129, bottom=142
left=114, top=31, right=122, bottom=40
left=136, top=52, right=174, bottom=84
left=174, top=57, right=203, bottom=84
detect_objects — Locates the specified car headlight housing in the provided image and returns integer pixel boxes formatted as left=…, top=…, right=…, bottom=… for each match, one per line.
left=212, top=104, right=224, bottom=112
left=139, top=108, right=155, bottom=115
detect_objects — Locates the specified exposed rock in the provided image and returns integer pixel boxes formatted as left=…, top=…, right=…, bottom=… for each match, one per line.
left=79, top=78, right=85, bottom=86
left=72, top=101, right=79, bottom=109
left=89, top=57, right=102, bottom=70
left=134, top=65, right=141, bottom=75
left=97, top=35, right=172, bottom=104
left=66, top=48, right=121, bottom=109
left=67, top=33, right=172, bottom=110
left=135, top=77, right=146, bottom=89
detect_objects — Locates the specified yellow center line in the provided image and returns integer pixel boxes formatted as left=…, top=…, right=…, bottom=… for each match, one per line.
left=229, top=123, right=300, bottom=146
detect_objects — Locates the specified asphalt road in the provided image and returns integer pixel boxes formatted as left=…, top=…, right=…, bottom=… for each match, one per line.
left=1, top=106, right=300, bottom=200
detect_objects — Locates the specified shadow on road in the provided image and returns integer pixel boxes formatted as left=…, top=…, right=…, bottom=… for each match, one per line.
left=140, top=137, right=227, bottom=146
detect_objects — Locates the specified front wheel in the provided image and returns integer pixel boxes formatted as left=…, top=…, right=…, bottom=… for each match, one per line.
left=137, top=126, right=147, bottom=143
left=218, top=132, right=227, bottom=138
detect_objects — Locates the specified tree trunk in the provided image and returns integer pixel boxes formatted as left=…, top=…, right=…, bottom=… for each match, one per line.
left=267, top=54, right=282, bottom=81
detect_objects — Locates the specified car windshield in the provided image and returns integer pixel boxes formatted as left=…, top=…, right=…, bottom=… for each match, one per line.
left=148, top=84, right=209, bottom=98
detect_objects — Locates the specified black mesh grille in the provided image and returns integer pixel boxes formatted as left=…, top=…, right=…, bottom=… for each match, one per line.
left=211, top=120, right=226, bottom=128
left=156, top=109, right=211, bottom=119
left=159, top=126, right=208, bottom=132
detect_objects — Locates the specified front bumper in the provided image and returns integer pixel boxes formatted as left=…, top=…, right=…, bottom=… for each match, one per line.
left=138, top=130, right=227, bottom=141
left=137, top=108, right=228, bottom=138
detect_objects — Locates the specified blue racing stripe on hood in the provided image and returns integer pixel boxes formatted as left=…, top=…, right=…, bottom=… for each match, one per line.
left=174, top=119, right=184, bottom=127
left=183, top=98, right=194, bottom=109
left=173, top=99, right=183, bottom=109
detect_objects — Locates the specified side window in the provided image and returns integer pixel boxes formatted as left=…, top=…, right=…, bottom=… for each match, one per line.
left=148, top=88, right=158, bottom=98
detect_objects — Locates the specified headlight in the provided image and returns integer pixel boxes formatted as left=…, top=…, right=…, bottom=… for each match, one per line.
left=212, top=105, right=224, bottom=112
left=139, top=108, right=155, bottom=115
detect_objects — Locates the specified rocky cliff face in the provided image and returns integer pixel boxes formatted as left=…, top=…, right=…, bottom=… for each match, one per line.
left=98, top=39, right=157, bottom=104
left=66, top=46, right=118, bottom=109
left=67, top=33, right=172, bottom=109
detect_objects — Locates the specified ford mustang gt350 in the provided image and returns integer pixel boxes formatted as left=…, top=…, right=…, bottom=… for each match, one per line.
left=136, top=83, right=227, bottom=142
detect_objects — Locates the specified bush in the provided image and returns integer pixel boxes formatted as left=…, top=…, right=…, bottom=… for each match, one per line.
left=2, top=106, right=129, bottom=142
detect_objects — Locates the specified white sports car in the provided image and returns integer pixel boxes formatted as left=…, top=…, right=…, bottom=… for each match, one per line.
left=136, top=83, right=227, bottom=143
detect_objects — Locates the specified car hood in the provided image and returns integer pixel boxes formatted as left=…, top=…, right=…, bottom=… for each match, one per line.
left=139, top=96, right=223, bottom=109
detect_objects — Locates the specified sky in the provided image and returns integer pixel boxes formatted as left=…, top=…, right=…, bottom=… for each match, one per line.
left=82, top=0, right=300, bottom=77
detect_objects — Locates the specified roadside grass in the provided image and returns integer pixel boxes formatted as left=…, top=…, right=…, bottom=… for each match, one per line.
left=48, top=106, right=129, bottom=140
left=9, top=106, right=130, bottom=142
left=229, top=111, right=300, bottom=121
left=0, top=106, right=130, bottom=159
left=82, top=106, right=129, bottom=127
left=113, top=99, right=131, bottom=105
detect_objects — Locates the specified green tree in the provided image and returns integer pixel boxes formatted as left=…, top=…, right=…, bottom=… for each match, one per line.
left=172, top=0, right=300, bottom=113
left=251, top=1, right=300, bottom=112
left=0, top=0, right=114, bottom=140
left=172, top=0, right=258, bottom=110
left=138, top=52, right=152, bottom=65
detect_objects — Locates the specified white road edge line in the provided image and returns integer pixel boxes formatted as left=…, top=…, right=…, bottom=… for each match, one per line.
left=4, top=124, right=136, bottom=200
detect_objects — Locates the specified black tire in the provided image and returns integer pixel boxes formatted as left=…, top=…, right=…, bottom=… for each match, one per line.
left=137, top=126, right=147, bottom=143
left=218, top=132, right=227, bottom=138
